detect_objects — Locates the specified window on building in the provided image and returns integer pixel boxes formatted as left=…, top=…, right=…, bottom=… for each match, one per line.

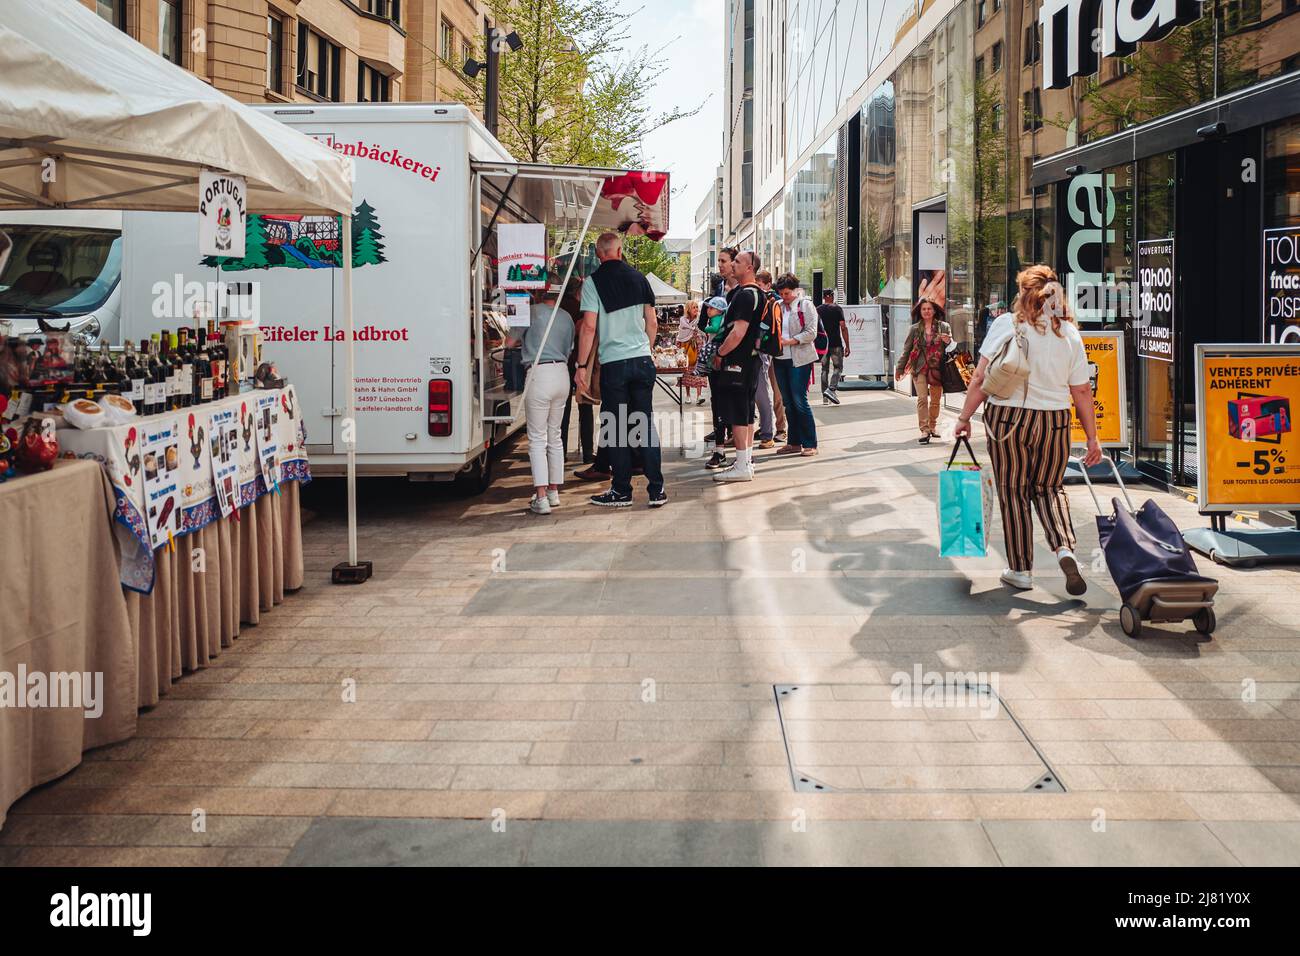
left=462, top=39, right=471, bottom=68
left=361, top=0, right=401, bottom=24
left=358, top=63, right=391, bottom=103
left=1224, top=0, right=1262, bottom=32
left=267, top=14, right=284, bottom=93
left=96, top=0, right=125, bottom=30
left=977, top=0, right=987, bottom=26
left=159, top=0, right=183, bottom=65
left=1022, top=89, right=1043, bottom=131
left=1023, top=24, right=1040, bottom=65
left=992, top=0, right=1001, bottom=10
left=440, top=19, right=454, bottom=61
left=1114, top=56, right=1133, bottom=79
left=975, top=55, right=984, bottom=84
left=296, top=24, right=341, bottom=102
left=991, top=41, right=1002, bottom=73
left=991, top=102, right=1003, bottom=133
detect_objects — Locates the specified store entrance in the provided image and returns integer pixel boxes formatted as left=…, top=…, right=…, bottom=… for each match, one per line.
left=1175, top=130, right=1262, bottom=482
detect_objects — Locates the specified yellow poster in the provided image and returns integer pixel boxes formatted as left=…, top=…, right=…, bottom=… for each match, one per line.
left=1071, top=331, right=1126, bottom=446
left=1200, top=348, right=1300, bottom=509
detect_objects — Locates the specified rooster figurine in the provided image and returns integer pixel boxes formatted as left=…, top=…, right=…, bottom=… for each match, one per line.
left=188, top=413, right=205, bottom=469
left=241, top=402, right=254, bottom=452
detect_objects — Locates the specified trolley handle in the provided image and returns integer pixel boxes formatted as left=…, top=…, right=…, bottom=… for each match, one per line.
left=1071, top=453, right=1135, bottom=517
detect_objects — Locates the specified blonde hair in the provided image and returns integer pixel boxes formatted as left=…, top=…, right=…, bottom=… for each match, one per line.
left=1013, top=264, right=1074, bottom=336
left=684, top=299, right=700, bottom=321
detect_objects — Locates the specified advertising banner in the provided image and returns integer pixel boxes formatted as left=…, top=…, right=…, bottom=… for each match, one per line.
left=841, top=305, right=886, bottom=377
left=498, top=223, right=548, bottom=290
left=1263, top=226, right=1300, bottom=344
left=913, top=210, right=947, bottom=309
left=140, top=416, right=183, bottom=550
left=1136, top=238, right=1174, bottom=361
left=1071, top=330, right=1128, bottom=447
left=1196, top=344, right=1300, bottom=511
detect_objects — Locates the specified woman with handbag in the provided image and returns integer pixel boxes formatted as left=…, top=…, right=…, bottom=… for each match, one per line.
left=772, top=273, right=820, bottom=458
left=678, top=299, right=709, bottom=405
left=894, top=298, right=952, bottom=443
left=953, top=265, right=1103, bottom=594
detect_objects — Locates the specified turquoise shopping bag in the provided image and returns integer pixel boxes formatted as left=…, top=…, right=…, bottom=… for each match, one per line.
left=938, top=437, right=992, bottom=557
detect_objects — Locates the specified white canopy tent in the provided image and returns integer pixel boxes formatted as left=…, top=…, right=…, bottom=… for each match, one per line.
left=646, top=272, right=687, bottom=306
left=0, top=0, right=368, bottom=581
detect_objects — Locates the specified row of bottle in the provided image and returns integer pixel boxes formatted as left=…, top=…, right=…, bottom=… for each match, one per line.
left=26, top=321, right=233, bottom=416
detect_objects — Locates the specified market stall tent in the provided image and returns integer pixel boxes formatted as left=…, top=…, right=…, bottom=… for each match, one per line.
left=0, top=0, right=368, bottom=581
left=647, top=272, right=688, bottom=305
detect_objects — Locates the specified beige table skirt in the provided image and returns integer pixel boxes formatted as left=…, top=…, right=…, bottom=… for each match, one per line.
left=0, top=460, right=137, bottom=829
left=126, top=480, right=304, bottom=708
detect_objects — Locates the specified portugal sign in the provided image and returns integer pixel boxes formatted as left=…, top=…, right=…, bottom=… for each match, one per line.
left=1196, top=344, right=1300, bottom=511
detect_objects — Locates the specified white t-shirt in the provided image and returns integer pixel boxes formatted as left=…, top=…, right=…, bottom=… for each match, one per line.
left=979, top=313, right=1090, bottom=410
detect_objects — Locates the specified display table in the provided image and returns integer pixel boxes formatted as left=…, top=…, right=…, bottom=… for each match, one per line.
left=0, top=460, right=137, bottom=829
left=654, top=366, right=689, bottom=454
left=58, top=386, right=310, bottom=707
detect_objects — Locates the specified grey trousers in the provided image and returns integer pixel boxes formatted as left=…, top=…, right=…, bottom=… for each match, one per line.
left=821, top=346, right=844, bottom=395
left=754, top=353, right=775, bottom=440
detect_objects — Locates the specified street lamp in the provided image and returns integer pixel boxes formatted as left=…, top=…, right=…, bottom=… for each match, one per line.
left=463, top=22, right=523, bottom=137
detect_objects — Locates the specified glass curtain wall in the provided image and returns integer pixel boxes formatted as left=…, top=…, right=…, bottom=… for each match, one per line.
left=786, top=136, right=838, bottom=293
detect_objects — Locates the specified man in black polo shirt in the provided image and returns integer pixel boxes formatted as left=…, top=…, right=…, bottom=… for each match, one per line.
left=817, top=290, right=850, bottom=405
left=711, top=250, right=765, bottom=483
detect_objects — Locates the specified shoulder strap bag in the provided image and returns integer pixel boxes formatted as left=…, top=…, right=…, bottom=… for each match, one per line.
left=981, top=320, right=1030, bottom=402
left=577, top=321, right=601, bottom=405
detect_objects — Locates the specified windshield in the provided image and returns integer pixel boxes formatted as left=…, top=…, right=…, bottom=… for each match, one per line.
left=0, top=225, right=121, bottom=315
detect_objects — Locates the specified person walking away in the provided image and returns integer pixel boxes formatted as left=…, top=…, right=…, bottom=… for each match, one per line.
left=704, top=247, right=739, bottom=469
left=509, top=285, right=576, bottom=514
left=954, top=265, right=1102, bottom=594
left=771, top=272, right=820, bottom=458
left=895, top=298, right=951, bottom=444
left=574, top=231, right=667, bottom=508
left=818, top=291, right=849, bottom=404
left=711, top=251, right=767, bottom=482
left=678, top=299, right=708, bottom=406
left=752, top=270, right=781, bottom=449
left=557, top=279, right=592, bottom=463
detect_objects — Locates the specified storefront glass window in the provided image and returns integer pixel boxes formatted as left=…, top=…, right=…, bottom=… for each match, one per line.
left=1265, top=117, right=1300, bottom=227
left=1135, top=153, right=1177, bottom=478
left=786, top=134, right=837, bottom=294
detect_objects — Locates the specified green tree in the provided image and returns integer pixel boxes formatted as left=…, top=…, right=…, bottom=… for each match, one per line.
left=351, top=201, right=386, bottom=267
left=446, top=0, right=700, bottom=167
left=621, top=235, right=674, bottom=282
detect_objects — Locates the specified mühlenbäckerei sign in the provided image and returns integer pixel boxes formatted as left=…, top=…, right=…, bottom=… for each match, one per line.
left=1041, top=0, right=1197, bottom=90
left=198, top=171, right=247, bottom=259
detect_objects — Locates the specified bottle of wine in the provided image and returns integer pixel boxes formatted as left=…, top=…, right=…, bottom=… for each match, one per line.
left=176, top=327, right=193, bottom=408
left=124, top=339, right=145, bottom=414
left=194, top=332, right=212, bottom=405
left=209, top=330, right=226, bottom=401
left=146, top=334, right=165, bottom=415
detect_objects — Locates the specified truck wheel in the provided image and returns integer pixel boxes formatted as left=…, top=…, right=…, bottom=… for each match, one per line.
left=452, top=451, right=493, bottom=496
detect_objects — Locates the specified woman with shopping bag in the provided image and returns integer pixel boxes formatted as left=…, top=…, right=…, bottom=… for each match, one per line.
left=953, top=265, right=1102, bottom=594
left=894, top=298, right=952, bottom=444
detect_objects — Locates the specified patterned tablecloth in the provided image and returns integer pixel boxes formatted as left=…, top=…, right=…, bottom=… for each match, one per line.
left=57, top=386, right=310, bottom=593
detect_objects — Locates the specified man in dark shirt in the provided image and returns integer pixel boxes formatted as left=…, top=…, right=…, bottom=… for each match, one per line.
left=817, top=291, right=849, bottom=405
left=711, top=250, right=765, bottom=482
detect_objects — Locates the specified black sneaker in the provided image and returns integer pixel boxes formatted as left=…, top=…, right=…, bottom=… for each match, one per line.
left=648, top=490, right=668, bottom=508
left=703, top=431, right=717, bottom=443
left=918, top=434, right=931, bottom=444
left=826, top=390, right=841, bottom=405
left=704, top=452, right=729, bottom=470
left=590, top=490, right=633, bottom=508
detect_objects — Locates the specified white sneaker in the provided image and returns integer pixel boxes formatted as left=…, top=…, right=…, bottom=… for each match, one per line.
left=712, top=463, right=754, bottom=482
left=1000, top=568, right=1033, bottom=590
left=547, top=489, right=560, bottom=508
left=529, top=496, right=551, bottom=515
left=1057, top=548, right=1087, bottom=596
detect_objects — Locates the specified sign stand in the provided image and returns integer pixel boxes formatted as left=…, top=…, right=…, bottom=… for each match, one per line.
left=835, top=304, right=890, bottom=391
left=1182, top=343, right=1300, bottom=568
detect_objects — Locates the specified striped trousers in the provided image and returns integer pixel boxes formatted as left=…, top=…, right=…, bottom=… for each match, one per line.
left=985, top=404, right=1077, bottom=572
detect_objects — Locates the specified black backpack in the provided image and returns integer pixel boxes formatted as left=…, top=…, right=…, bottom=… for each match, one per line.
left=756, top=291, right=784, bottom=357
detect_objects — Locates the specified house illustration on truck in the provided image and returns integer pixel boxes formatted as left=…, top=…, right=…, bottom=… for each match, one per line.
left=200, top=200, right=386, bottom=271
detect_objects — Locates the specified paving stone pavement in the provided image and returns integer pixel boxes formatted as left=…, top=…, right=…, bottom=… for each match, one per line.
left=5, top=387, right=1300, bottom=866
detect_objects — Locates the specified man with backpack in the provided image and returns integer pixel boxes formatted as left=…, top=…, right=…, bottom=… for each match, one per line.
left=753, top=270, right=782, bottom=449
left=710, top=250, right=771, bottom=482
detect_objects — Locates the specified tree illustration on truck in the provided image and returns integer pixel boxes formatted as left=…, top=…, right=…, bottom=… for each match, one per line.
left=200, top=201, right=386, bottom=271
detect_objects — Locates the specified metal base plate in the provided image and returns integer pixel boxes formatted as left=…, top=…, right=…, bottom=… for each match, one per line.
left=1182, top=526, right=1300, bottom=568
left=774, top=683, right=1066, bottom=794
left=1064, top=459, right=1144, bottom=485
left=332, top=560, right=373, bottom=585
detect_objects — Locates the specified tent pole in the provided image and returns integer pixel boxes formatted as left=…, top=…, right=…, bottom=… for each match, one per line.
left=333, top=208, right=370, bottom=584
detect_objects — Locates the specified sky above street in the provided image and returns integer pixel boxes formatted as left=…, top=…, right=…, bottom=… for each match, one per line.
left=623, top=0, right=724, bottom=241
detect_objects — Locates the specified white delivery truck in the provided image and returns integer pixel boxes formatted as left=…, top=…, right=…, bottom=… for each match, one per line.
left=116, top=103, right=670, bottom=493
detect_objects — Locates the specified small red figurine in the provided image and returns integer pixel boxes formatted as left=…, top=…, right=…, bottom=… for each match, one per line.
left=15, top=418, right=58, bottom=473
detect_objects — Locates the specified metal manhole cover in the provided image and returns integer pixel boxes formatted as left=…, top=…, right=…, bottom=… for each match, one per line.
left=773, top=683, right=1065, bottom=794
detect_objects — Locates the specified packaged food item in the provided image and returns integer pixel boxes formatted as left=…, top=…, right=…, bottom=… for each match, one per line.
left=100, top=392, right=138, bottom=425
left=62, top=397, right=108, bottom=430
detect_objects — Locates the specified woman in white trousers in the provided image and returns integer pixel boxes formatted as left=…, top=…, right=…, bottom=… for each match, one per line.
left=510, top=287, right=576, bottom=515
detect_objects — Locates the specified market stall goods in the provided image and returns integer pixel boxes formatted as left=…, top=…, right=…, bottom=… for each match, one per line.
left=652, top=345, right=690, bottom=370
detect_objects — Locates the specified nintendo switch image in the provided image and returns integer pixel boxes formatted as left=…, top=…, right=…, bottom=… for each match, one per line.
left=1228, top=394, right=1291, bottom=442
